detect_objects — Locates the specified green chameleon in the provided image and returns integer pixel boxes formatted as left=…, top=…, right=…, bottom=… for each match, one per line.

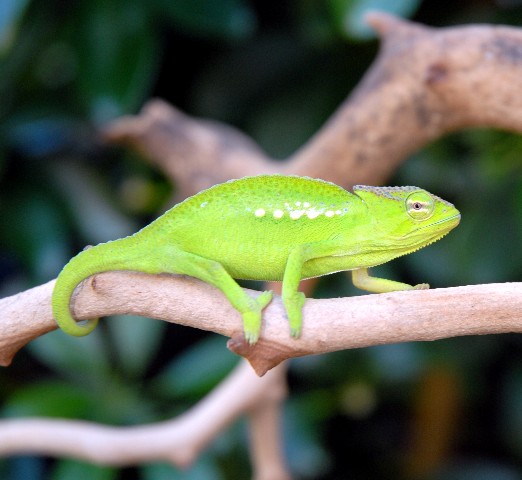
left=52, top=175, right=460, bottom=344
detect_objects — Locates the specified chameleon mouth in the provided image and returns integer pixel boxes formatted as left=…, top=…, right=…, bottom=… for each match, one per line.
left=400, top=213, right=461, bottom=249
left=420, top=213, right=461, bottom=231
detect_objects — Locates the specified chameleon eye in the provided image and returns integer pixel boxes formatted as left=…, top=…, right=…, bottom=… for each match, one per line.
left=406, top=191, right=434, bottom=220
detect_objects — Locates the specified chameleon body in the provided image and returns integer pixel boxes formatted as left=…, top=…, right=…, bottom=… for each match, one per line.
left=52, top=175, right=460, bottom=344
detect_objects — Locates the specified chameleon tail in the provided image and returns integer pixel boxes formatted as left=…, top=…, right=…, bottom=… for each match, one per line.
left=52, top=231, right=162, bottom=336
left=51, top=241, right=128, bottom=336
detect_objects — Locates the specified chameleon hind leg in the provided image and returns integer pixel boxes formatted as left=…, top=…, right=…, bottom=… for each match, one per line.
left=157, top=246, right=272, bottom=344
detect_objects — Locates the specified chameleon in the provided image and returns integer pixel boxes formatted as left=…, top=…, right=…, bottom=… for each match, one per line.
left=52, top=174, right=460, bottom=344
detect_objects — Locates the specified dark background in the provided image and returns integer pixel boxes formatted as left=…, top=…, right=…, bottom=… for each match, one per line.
left=1, top=0, right=521, bottom=478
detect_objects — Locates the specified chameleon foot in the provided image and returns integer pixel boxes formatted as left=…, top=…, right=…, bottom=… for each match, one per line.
left=242, top=290, right=273, bottom=345
left=413, top=283, right=430, bottom=290
left=284, top=291, right=306, bottom=339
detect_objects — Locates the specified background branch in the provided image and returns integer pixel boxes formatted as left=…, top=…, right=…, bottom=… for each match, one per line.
left=104, top=12, right=522, bottom=197
left=0, top=360, right=288, bottom=473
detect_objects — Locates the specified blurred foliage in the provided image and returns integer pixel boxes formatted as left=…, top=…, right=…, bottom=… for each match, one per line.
left=0, top=0, right=521, bottom=479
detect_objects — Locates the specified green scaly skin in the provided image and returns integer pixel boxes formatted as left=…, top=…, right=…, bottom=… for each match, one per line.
left=52, top=175, right=461, bottom=344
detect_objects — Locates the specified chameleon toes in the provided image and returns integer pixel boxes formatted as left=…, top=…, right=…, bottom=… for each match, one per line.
left=290, top=325, right=302, bottom=339
left=283, top=292, right=306, bottom=339
left=241, top=310, right=262, bottom=345
left=244, top=330, right=259, bottom=345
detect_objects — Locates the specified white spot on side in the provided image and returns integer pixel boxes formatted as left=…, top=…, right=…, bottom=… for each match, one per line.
left=306, top=209, right=321, bottom=219
left=200, top=201, right=208, bottom=208
left=335, top=210, right=342, bottom=215
left=255, top=208, right=266, bottom=217
left=273, top=209, right=284, bottom=219
left=303, top=202, right=311, bottom=208
left=295, top=201, right=301, bottom=207
left=290, top=210, right=304, bottom=220
left=325, top=210, right=335, bottom=218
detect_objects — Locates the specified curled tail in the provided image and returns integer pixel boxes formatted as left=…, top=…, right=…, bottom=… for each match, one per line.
left=51, top=245, right=109, bottom=336
left=52, top=231, right=162, bottom=336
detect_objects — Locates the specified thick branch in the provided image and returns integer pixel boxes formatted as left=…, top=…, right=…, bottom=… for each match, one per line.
left=1, top=272, right=520, bottom=375
left=289, top=12, right=522, bottom=182
left=104, top=13, right=522, bottom=194
left=103, top=101, right=277, bottom=202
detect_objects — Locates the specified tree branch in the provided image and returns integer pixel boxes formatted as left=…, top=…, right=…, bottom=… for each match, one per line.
left=1, top=272, right=520, bottom=375
left=104, top=12, right=522, bottom=196
left=3, top=12, right=522, bottom=473
left=0, top=359, right=288, bottom=472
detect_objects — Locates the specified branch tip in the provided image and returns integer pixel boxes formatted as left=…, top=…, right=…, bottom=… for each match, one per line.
left=364, top=11, right=406, bottom=35
left=0, top=355, right=13, bottom=367
left=365, top=11, right=431, bottom=41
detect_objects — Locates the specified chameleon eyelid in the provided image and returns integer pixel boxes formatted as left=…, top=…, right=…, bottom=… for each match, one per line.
left=406, top=191, right=435, bottom=220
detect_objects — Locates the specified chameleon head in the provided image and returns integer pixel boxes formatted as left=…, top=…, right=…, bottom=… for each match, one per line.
left=352, top=185, right=461, bottom=254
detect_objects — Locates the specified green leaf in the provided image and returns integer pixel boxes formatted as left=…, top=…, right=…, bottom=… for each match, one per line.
left=108, top=315, right=166, bottom=377
left=27, top=328, right=111, bottom=385
left=0, top=187, right=71, bottom=282
left=50, top=161, right=137, bottom=245
left=152, top=336, right=237, bottom=398
left=71, top=0, right=160, bottom=123
left=328, top=0, right=421, bottom=40
left=51, top=460, right=117, bottom=480
left=284, top=396, right=331, bottom=478
left=3, top=381, right=93, bottom=419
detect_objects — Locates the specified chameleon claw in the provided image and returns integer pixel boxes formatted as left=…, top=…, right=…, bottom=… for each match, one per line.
left=242, top=291, right=274, bottom=345
left=290, top=325, right=302, bottom=339
left=284, top=292, right=306, bottom=340
left=413, top=283, right=430, bottom=290
left=244, top=329, right=259, bottom=345
left=242, top=311, right=261, bottom=345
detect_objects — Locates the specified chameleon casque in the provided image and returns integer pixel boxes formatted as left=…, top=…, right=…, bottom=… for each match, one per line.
left=52, top=175, right=461, bottom=344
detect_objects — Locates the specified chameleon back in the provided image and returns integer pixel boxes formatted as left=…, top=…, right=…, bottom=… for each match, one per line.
left=144, top=175, right=364, bottom=280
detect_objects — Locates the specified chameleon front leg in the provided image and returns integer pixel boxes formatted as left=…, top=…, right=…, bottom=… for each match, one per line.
left=351, top=267, right=429, bottom=293
left=159, top=246, right=272, bottom=344
left=282, top=241, right=341, bottom=338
